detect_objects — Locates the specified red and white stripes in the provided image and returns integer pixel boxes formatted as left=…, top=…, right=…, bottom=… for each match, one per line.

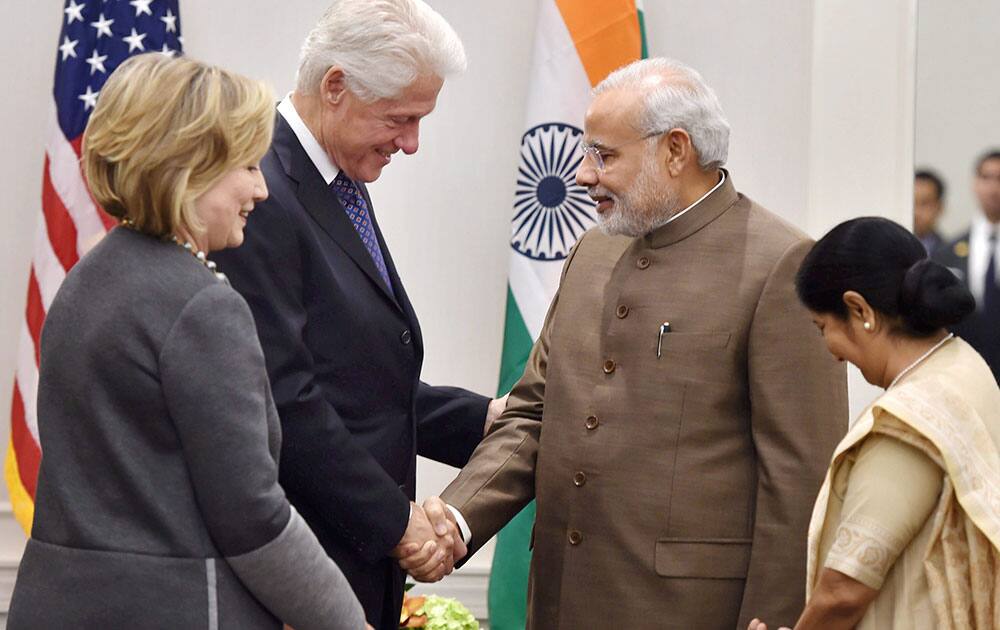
left=7, top=100, right=114, bottom=532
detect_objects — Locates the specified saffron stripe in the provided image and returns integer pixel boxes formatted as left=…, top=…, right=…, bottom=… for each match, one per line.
left=554, top=0, right=642, bottom=87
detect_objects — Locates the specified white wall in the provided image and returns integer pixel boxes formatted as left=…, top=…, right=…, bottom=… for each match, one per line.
left=0, top=0, right=918, bottom=621
left=644, top=0, right=816, bottom=228
left=915, top=0, right=1000, bottom=239
left=809, top=0, right=918, bottom=416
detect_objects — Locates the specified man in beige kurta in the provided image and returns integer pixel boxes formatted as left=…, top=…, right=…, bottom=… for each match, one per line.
left=436, top=58, right=847, bottom=629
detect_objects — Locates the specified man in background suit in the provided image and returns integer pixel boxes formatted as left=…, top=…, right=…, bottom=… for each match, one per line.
left=412, top=58, right=848, bottom=629
left=914, top=169, right=946, bottom=256
left=934, top=149, right=1000, bottom=380
left=212, top=2, right=504, bottom=628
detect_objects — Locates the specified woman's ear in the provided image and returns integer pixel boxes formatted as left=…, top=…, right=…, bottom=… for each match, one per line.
left=842, top=291, right=877, bottom=332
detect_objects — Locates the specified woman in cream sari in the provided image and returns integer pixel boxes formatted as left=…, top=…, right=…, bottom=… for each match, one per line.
left=751, top=217, right=1000, bottom=630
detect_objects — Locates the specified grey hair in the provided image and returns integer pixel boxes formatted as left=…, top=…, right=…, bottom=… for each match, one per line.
left=595, top=58, right=730, bottom=169
left=296, top=0, right=467, bottom=101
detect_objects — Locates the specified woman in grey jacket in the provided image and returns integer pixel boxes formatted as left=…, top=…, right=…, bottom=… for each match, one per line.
left=8, top=54, right=368, bottom=629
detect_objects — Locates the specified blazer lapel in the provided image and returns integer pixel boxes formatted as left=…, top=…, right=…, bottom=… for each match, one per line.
left=273, top=114, right=401, bottom=309
left=362, top=184, right=424, bottom=355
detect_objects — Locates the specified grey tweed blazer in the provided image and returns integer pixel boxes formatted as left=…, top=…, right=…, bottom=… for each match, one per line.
left=8, top=227, right=364, bottom=629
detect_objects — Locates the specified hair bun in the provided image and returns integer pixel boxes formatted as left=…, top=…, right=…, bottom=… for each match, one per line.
left=899, top=259, right=975, bottom=334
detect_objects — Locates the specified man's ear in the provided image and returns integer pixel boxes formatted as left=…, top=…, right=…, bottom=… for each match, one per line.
left=321, top=67, right=348, bottom=107
left=662, top=128, right=694, bottom=177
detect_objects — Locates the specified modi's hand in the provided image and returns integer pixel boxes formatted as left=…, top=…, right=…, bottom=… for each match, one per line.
left=392, top=502, right=456, bottom=582
left=422, top=496, right=467, bottom=566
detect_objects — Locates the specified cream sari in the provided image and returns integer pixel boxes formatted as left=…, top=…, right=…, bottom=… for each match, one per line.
left=806, top=339, right=1000, bottom=629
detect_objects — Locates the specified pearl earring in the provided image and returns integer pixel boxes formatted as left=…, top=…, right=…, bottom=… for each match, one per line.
left=863, top=321, right=872, bottom=331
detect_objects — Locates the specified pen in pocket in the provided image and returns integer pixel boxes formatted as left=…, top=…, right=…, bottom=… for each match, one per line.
left=657, top=322, right=671, bottom=358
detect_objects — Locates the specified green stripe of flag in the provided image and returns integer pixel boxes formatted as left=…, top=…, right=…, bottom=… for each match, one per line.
left=639, top=8, right=648, bottom=59
left=486, top=4, right=648, bottom=628
left=497, top=286, right=534, bottom=397
left=487, top=289, right=534, bottom=630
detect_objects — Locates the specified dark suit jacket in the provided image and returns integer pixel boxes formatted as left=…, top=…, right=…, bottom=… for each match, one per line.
left=934, top=231, right=1000, bottom=380
left=921, top=230, right=944, bottom=257
left=212, top=113, right=489, bottom=629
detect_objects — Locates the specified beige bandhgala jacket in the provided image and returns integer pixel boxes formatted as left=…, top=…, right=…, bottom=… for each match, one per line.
left=443, top=174, right=848, bottom=629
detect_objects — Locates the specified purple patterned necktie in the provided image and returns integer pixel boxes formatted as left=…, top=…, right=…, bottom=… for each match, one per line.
left=331, top=172, right=392, bottom=290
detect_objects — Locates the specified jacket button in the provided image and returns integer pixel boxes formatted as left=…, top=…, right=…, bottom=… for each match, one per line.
left=400, top=329, right=412, bottom=345
left=636, top=256, right=651, bottom=269
left=573, top=471, right=587, bottom=487
left=568, top=530, right=583, bottom=545
left=616, top=304, right=629, bottom=319
left=603, top=359, right=616, bottom=374
left=585, top=415, right=599, bottom=430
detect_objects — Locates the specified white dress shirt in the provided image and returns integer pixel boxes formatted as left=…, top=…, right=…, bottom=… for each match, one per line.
left=277, top=94, right=341, bottom=184
left=659, top=169, right=726, bottom=227
left=967, top=214, right=1000, bottom=306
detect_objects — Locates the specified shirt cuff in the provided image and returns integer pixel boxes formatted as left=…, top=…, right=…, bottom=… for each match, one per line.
left=447, top=505, right=472, bottom=546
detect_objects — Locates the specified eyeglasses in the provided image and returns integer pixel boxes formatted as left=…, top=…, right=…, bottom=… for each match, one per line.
left=579, top=131, right=664, bottom=173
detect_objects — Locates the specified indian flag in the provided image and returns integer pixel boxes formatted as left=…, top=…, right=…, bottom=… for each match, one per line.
left=490, top=1, right=647, bottom=627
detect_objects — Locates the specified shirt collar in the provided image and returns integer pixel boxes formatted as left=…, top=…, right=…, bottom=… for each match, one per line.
left=971, top=212, right=999, bottom=239
left=277, top=93, right=340, bottom=185
left=661, top=169, right=726, bottom=227
left=645, top=169, right=738, bottom=249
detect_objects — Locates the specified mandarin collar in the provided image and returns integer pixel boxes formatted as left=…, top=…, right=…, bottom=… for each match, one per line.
left=644, top=170, right=738, bottom=249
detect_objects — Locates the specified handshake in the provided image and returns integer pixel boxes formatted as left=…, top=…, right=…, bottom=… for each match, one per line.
left=391, top=496, right=466, bottom=582
left=389, top=395, right=507, bottom=581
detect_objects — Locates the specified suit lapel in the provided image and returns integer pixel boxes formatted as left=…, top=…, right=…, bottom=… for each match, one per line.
left=362, top=185, right=424, bottom=355
left=273, top=115, right=401, bottom=309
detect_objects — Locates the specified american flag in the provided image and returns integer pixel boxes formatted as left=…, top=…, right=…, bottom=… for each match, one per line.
left=6, top=0, right=182, bottom=533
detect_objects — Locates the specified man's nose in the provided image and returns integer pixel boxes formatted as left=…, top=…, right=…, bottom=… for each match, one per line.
left=395, top=122, right=420, bottom=155
left=576, top=159, right=598, bottom=187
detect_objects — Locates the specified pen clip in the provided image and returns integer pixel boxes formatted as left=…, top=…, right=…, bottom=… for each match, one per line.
left=657, top=322, right=671, bottom=359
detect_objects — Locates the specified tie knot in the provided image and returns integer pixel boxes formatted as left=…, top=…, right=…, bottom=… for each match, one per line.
left=332, top=172, right=362, bottom=209
left=332, top=170, right=356, bottom=192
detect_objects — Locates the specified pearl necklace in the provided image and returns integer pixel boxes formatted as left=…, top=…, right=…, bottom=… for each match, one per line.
left=118, top=219, right=226, bottom=282
left=887, top=333, right=954, bottom=389
left=170, top=237, right=227, bottom=283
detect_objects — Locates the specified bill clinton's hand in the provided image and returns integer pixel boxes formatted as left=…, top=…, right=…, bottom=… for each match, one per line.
left=485, top=393, right=510, bottom=435
left=392, top=502, right=459, bottom=582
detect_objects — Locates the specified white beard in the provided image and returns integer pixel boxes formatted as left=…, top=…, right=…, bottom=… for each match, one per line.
left=595, top=154, right=679, bottom=238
